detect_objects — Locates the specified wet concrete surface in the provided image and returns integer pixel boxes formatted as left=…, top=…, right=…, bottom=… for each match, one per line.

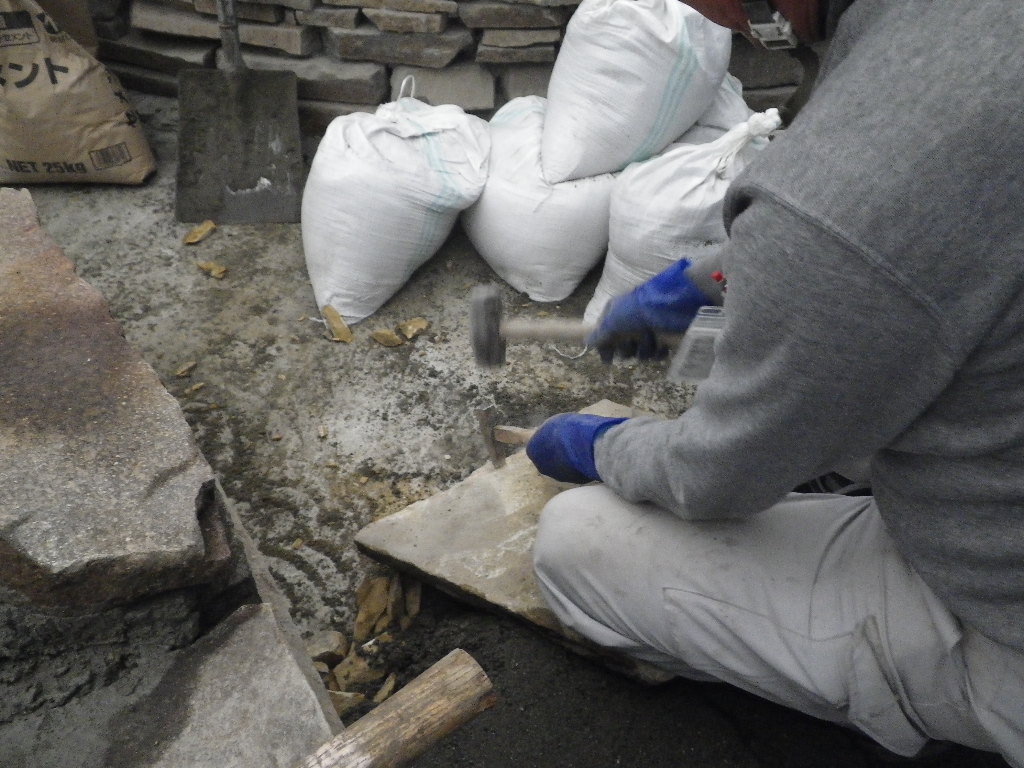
left=24, top=92, right=1009, bottom=768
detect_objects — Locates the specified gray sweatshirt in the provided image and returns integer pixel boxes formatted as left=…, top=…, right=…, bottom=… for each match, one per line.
left=595, top=0, right=1024, bottom=652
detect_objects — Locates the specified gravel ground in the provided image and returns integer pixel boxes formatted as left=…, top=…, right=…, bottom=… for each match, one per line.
left=27, top=91, right=1011, bottom=768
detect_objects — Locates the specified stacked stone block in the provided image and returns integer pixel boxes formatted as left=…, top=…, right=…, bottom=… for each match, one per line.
left=95, top=0, right=806, bottom=131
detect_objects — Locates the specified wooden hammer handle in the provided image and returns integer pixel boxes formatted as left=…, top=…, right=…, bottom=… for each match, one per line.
left=493, top=425, right=536, bottom=445
left=500, top=317, right=594, bottom=344
left=295, top=649, right=496, bottom=768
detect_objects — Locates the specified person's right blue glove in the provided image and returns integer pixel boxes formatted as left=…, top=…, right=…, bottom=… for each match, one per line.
left=526, top=414, right=628, bottom=484
left=586, top=258, right=715, bottom=363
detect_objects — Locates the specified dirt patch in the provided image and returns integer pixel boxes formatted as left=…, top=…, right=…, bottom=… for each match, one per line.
left=310, top=577, right=1010, bottom=768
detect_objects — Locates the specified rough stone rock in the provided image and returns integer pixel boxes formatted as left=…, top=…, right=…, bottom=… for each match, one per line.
left=363, top=7, right=448, bottom=33
left=97, top=29, right=218, bottom=73
left=476, top=43, right=554, bottom=64
left=323, top=24, right=473, bottom=68
left=480, top=27, right=560, bottom=47
left=0, top=189, right=231, bottom=609
left=458, top=0, right=567, bottom=29
left=306, top=629, right=350, bottom=666
left=390, top=62, right=495, bottom=111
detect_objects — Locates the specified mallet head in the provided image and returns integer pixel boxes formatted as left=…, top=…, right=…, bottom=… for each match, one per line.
left=470, top=284, right=507, bottom=367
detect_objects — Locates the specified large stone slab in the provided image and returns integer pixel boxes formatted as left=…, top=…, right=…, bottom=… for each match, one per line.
left=0, top=189, right=229, bottom=608
left=355, top=400, right=672, bottom=682
left=2, top=604, right=338, bottom=768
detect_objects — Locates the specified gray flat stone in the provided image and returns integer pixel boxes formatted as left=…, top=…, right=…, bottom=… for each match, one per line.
left=363, top=6, right=448, bottom=33
left=193, top=0, right=285, bottom=22
left=294, top=4, right=361, bottom=28
left=383, top=0, right=457, bottom=13
left=498, top=62, right=552, bottom=99
left=98, top=29, right=218, bottom=73
left=323, top=23, right=473, bottom=68
left=355, top=400, right=672, bottom=682
left=0, top=189, right=230, bottom=609
left=390, top=62, right=494, bottom=110
left=476, top=42, right=554, bottom=64
left=240, top=0, right=317, bottom=11
left=131, top=0, right=320, bottom=55
left=458, top=0, right=567, bottom=28
left=322, top=0, right=383, bottom=9
left=480, top=27, right=560, bottom=46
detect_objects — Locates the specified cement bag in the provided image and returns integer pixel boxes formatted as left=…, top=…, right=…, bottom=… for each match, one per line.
left=302, top=94, right=490, bottom=324
left=540, top=0, right=732, bottom=184
left=0, top=0, right=155, bottom=184
left=584, top=109, right=781, bottom=323
left=460, top=96, right=616, bottom=303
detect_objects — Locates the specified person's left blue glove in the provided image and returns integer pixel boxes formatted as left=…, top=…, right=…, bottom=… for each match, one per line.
left=526, top=414, right=629, bottom=484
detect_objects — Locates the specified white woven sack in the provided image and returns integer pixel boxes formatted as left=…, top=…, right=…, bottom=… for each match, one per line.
left=540, top=0, right=732, bottom=185
left=301, top=92, right=490, bottom=324
left=693, top=73, right=755, bottom=133
left=584, top=109, right=781, bottom=323
left=461, top=97, right=617, bottom=303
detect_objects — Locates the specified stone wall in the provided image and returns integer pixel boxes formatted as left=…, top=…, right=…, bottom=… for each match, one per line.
left=89, top=0, right=809, bottom=130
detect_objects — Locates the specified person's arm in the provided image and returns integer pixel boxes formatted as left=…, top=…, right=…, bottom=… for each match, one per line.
left=593, top=191, right=960, bottom=519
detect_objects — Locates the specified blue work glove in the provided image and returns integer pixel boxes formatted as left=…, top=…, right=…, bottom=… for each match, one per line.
left=526, top=414, right=628, bottom=484
left=587, top=258, right=715, bottom=363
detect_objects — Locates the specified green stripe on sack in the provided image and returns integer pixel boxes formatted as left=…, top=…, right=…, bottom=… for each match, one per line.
left=628, top=19, right=698, bottom=165
left=406, top=112, right=464, bottom=263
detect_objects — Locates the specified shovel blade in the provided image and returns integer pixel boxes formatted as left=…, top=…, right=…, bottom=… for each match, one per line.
left=176, top=68, right=304, bottom=224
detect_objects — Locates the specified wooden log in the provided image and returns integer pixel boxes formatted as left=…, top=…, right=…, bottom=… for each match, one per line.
left=295, top=648, right=496, bottom=768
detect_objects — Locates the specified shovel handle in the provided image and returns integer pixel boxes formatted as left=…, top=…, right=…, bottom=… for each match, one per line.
left=215, top=0, right=244, bottom=72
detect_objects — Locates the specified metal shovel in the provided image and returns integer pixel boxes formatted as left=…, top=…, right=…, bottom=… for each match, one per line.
left=175, top=0, right=303, bottom=223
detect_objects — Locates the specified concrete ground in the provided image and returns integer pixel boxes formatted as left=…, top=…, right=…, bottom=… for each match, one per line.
left=27, top=92, right=1009, bottom=768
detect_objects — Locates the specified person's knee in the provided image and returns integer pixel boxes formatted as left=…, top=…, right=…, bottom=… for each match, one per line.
left=534, top=491, right=583, bottom=579
left=533, top=486, right=618, bottom=586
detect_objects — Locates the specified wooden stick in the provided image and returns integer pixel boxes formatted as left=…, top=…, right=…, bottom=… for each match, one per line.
left=493, top=425, right=536, bottom=445
left=295, top=649, right=496, bottom=768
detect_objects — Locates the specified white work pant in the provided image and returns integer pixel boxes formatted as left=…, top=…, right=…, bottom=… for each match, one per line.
left=533, top=486, right=1024, bottom=766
